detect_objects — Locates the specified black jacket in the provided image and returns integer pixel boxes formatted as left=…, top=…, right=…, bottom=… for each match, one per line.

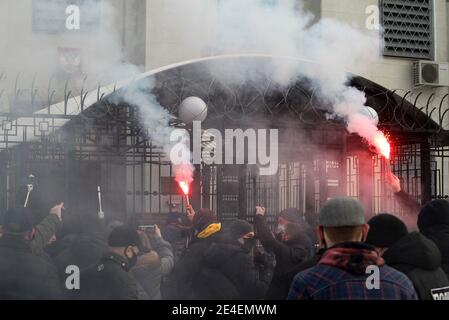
left=276, top=249, right=323, bottom=299
left=193, top=241, right=273, bottom=300
left=74, top=252, right=148, bottom=300
left=420, top=225, right=449, bottom=279
left=383, top=232, right=449, bottom=300
left=54, top=233, right=108, bottom=279
left=254, top=215, right=313, bottom=299
left=0, top=234, right=62, bottom=300
left=167, top=230, right=223, bottom=299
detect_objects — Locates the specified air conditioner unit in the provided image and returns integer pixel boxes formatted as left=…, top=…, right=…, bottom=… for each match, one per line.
left=413, top=61, right=449, bottom=87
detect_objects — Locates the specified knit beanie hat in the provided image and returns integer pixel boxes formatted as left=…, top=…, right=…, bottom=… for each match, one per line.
left=418, top=200, right=449, bottom=231
left=319, top=197, right=366, bottom=227
left=192, top=208, right=217, bottom=232
left=366, top=214, right=408, bottom=248
left=277, top=208, right=301, bottom=224
left=108, top=226, right=141, bottom=248
left=228, top=219, right=253, bottom=239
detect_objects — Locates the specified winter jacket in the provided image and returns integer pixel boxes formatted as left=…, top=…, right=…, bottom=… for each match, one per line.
left=421, top=225, right=449, bottom=278
left=167, top=223, right=223, bottom=299
left=0, top=233, right=62, bottom=300
left=162, top=224, right=193, bottom=261
left=288, top=242, right=418, bottom=300
left=193, top=241, right=274, bottom=300
left=30, top=214, right=62, bottom=255
left=383, top=232, right=449, bottom=300
left=132, top=250, right=162, bottom=300
left=150, top=236, right=175, bottom=276
left=254, top=215, right=313, bottom=299
left=278, top=249, right=323, bottom=299
left=75, top=251, right=149, bottom=300
left=54, top=233, right=108, bottom=284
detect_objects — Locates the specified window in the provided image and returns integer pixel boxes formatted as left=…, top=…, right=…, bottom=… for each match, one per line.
left=381, top=0, right=434, bottom=60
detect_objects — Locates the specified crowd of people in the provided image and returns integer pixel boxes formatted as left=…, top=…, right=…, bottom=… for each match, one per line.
left=1, top=179, right=449, bottom=300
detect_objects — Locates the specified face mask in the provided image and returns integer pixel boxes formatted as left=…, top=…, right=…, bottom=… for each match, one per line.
left=276, top=224, right=287, bottom=235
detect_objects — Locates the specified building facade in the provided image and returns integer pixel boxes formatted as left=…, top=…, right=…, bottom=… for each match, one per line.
left=0, top=0, right=448, bottom=219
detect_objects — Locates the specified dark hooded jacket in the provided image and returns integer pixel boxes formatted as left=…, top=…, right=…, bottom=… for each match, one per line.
left=192, top=240, right=273, bottom=300
left=165, top=223, right=223, bottom=299
left=54, top=233, right=108, bottom=285
left=382, top=232, right=449, bottom=300
left=254, top=215, right=313, bottom=299
left=0, top=233, right=62, bottom=300
left=420, top=225, right=449, bottom=279
left=74, top=251, right=148, bottom=300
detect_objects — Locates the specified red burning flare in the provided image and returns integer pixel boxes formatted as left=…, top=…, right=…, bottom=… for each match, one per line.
left=373, top=132, right=391, bottom=160
left=179, top=181, right=190, bottom=195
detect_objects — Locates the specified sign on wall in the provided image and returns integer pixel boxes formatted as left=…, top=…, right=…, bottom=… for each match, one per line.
left=32, top=0, right=102, bottom=34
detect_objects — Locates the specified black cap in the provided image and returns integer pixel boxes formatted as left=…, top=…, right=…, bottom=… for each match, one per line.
left=2, top=208, right=35, bottom=233
left=229, top=219, right=253, bottom=239
left=192, top=208, right=216, bottom=231
left=108, top=226, right=141, bottom=248
left=418, top=200, right=449, bottom=231
left=277, top=208, right=301, bottom=224
left=366, top=214, right=408, bottom=248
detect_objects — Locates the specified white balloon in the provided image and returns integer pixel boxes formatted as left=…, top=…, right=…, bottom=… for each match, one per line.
left=360, top=106, right=379, bottom=126
left=178, top=96, right=208, bottom=123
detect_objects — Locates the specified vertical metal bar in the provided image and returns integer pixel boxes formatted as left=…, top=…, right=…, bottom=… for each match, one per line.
left=421, top=139, right=432, bottom=204
left=158, top=152, right=162, bottom=214
left=132, top=137, right=136, bottom=216
left=238, top=165, right=247, bottom=220
left=149, top=143, right=153, bottom=214
left=141, top=161, right=145, bottom=216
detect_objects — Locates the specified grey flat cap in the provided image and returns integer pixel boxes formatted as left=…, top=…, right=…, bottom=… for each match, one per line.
left=319, top=197, right=366, bottom=227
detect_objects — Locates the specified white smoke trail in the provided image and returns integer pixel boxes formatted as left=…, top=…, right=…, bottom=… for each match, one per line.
left=170, top=0, right=387, bottom=155
left=112, top=78, right=194, bottom=186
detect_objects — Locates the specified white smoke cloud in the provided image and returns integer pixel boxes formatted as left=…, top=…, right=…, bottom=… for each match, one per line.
left=111, top=77, right=194, bottom=186
left=169, top=0, right=386, bottom=155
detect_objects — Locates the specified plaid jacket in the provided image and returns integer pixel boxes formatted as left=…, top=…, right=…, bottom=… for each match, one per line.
left=287, top=242, right=418, bottom=300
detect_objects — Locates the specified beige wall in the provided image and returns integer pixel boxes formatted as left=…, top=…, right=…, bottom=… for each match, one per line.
left=144, top=0, right=322, bottom=70
left=145, top=0, right=213, bottom=69
left=0, top=0, right=146, bottom=111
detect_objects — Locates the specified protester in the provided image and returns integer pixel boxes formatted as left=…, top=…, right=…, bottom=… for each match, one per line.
left=418, top=199, right=449, bottom=278
left=190, top=206, right=222, bottom=243
left=0, top=207, right=61, bottom=299
left=53, top=213, right=109, bottom=290
left=148, top=225, right=175, bottom=276
left=132, top=225, right=174, bottom=300
left=254, top=206, right=313, bottom=299
left=288, top=197, right=418, bottom=300
left=75, top=225, right=148, bottom=300
left=168, top=206, right=224, bottom=298
left=161, top=212, right=194, bottom=261
left=367, top=213, right=449, bottom=300
left=192, top=219, right=274, bottom=299
left=28, top=202, right=64, bottom=255
left=128, top=228, right=161, bottom=300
